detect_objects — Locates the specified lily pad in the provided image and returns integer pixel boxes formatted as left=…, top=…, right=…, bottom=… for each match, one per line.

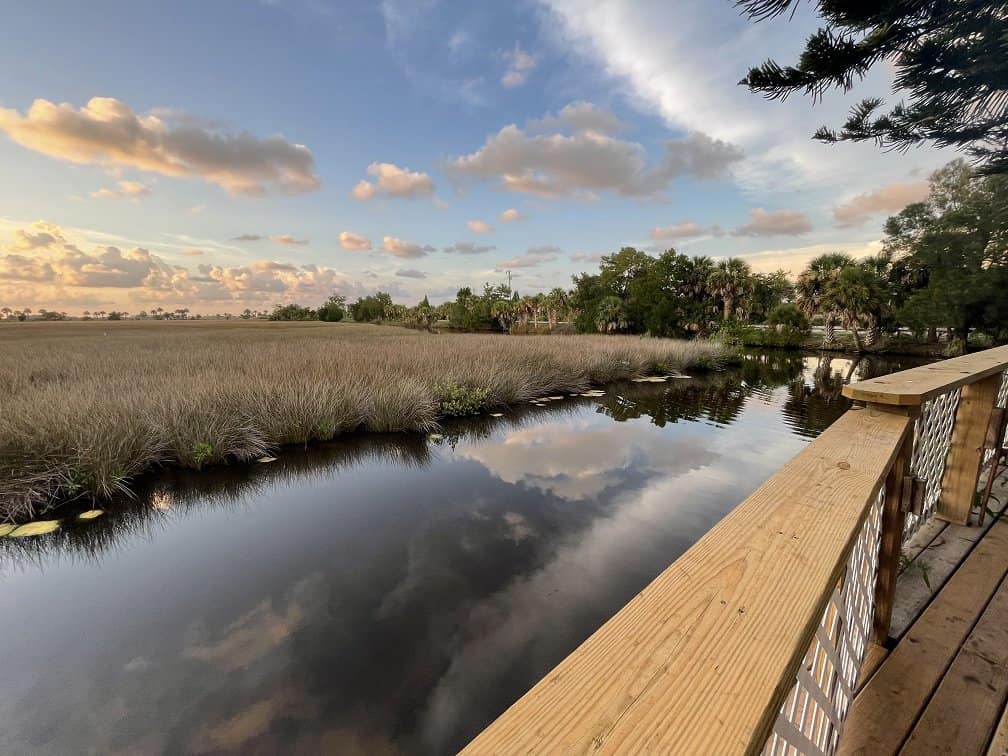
left=547, top=396, right=564, bottom=401
left=77, top=509, right=105, bottom=521
left=9, top=520, right=61, bottom=538
left=491, top=413, right=503, bottom=417
left=428, top=433, right=444, bottom=441
left=0, top=523, right=15, bottom=537
left=257, top=456, right=278, bottom=463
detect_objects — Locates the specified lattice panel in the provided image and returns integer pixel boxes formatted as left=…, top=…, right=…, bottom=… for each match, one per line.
left=982, top=370, right=1008, bottom=469
left=903, top=388, right=961, bottom=540
left=763, top=487, right=884, bottom=756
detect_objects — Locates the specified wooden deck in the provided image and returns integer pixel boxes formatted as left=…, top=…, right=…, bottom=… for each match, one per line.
left=841, top=486, right=1008, bottom=756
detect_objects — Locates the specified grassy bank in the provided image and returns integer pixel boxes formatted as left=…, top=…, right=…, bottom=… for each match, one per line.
left=0, top=321, right=730, bottom=519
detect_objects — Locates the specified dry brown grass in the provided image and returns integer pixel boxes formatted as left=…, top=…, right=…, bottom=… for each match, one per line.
left=0, top=320, right=730, bottom=518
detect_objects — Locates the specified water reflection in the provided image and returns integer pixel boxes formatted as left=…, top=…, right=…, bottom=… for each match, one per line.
left=0, top=351, right=927, bottom=755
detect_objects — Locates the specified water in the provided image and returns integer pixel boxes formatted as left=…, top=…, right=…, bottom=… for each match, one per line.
left=0, top=351, right=926, bottom=755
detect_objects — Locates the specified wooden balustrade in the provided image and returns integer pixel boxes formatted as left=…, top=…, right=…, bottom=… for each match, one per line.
left=464, top=346, right=1008, bottom=755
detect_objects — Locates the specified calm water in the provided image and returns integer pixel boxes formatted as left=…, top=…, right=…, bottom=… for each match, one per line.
left=0, top=351, right=926, bottom=755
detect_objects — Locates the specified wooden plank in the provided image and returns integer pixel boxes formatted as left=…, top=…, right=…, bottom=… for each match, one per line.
left=838, top=520, right=1008, bottom=756
left=843, top=346, right=1008, bottom=406
left=891, top=491, right=1008, bottom=639
left=463, top=409, right=911, bottom=755
left=986, top=703, right=1008, bottom=756
left=901, top=574, right=1008, bottom=755
left=938, top=372, right=1003, bottom=524
left=873, top=434, right=913, bottom=644
left=857, top=642, right=889, bottom=694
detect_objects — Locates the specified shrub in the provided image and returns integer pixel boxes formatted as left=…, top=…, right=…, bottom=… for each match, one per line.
left=767, top=303, right=810, bottom=332
left=434, top=382, right=492, bottom=417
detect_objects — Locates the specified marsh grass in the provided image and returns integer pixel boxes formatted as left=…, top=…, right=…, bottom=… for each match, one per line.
left=0, top=320, right=730, bottom=518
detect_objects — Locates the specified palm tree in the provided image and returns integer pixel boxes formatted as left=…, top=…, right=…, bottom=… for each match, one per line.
left=795, top=253, right=855, bottom=345
left=595, top=296, right=628, bottom=334
left=820, top=266, right=883, bottom=352
left=544, top=288, right=568, bottom=328
left=708, top=258, right=753, bottom=321
left=491, top=299, right=515, bottom=332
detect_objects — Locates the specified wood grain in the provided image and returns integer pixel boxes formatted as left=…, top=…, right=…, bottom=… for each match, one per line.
left=839, top=520, right=1008, bottom=756
left=901, top=574, right=1008, bottom=755
left=843, top=346, right=1008, bottom=406
left=463, top=409, right=911, bottom=755
left=937, top=372, right=1003, bottom=524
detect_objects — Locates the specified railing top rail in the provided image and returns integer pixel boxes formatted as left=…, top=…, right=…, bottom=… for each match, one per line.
left=463, top=408, right=911, bottom=755
left=843, top=345, right=1008, bottom=406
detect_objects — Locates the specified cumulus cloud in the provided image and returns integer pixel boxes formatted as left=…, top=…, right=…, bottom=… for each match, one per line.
left=382, top=236, right=434, bottom=259
left=0, top=221, right=377, bottom=310
left=501, top=43, right=538, bottom=88
left=339, top=231, right=372, bottom=251
left=232, top=234, right=263, bottom=242
left=181, top=248, right=205, bottom=256
left=733, top=208, right=813, bottom=237
left=90, top=180, right=150, bottom=199
left=528, top=101, right=625, bottom=136
left=0, top=97, right=319, bottom=195
left=500, top=208, right=522, bottom=222
left=495, top=246, right=560, bottom=269
left=570, top=251, right=604, bottom=264
left=351, top=161, right=435, bottom=200
left=650, top=221, right=721, bottom=241
left=467, top=219, right=492, bottom=234
left=832, top=180, right=930, bottom=227
left=443, top=241, right=495, bottom=255
left=396, top=268, right=427, bottom=279
left=269, top=235, right=308, bottom=246
left=446, top=122, right=741, bottom=199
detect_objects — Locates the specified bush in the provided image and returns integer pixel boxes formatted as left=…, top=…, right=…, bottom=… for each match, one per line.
left=717, top=322, right=807, bottom=348
left=766, top=303, right=810, bottom=332
left=434, top=382, right=492, bottom=417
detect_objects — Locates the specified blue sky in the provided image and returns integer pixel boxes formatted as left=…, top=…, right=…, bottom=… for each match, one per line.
left=0, top=0, right=952, bottom=313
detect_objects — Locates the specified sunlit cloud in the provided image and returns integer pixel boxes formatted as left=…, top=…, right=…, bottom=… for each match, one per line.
left=352, top=161, right=435, bottom=200
left=500, top=43, right=538, bottom=88
left=499, top=208, right=522, bottom=222
left=90, top=179, right=150, bottom=199
left=466, top=219, right=492, bottom=234
left=382, top=235, right=434, bottom=259
left=832, top=180, right=930, bottom=227
left=0, top=97, right=319, bottom=195
left=269, top=234, right=309, bottom=246
left=339, top=231, right=372, bottom=251
left=733, top=208, right=813, bottom=237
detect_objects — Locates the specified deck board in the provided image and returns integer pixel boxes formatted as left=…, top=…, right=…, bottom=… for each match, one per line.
left=901, top=572, right=1008, bottom=754
left=838, top=519, right=1008, bottom=756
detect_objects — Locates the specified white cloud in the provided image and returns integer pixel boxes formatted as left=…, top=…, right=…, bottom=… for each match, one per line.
left=528, top=101, right=625, bottom=136
left=443, top=241, right=496, bottom=255
left=500, top=208, right=522, bottom=222
left=496, top=246, right=560, bottom=269
left=467, top=219, right=492, bottom=234
left=650, top=221, right=721, bottom=241
left=0, top=97, right=319, bottom=195
left=269, top=234, right=309, bottom=246
left=382, top=235, right=434, bottom=258
left=447, top=120, right=741, bottom=199
left=339, top=231, right=372, bottom=251
left=90, top=180, right=150, bottom=199
left=832, top=180, right=930, bottom=227
left=733, top=208, right=813, bottom=237
left=352, top=161, right=435, bottom=200
left=396, top=268, right=427, bottom=279
left=501, top=43, right=538, bottom=88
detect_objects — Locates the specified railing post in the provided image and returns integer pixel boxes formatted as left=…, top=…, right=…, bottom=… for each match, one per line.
left=868, top=404, right=915, bottom=645
left=937, top=372, right=1003, bottom=525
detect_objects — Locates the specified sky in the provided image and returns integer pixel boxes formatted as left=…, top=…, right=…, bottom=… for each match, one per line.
left=0, top=0, right=953, bottom=314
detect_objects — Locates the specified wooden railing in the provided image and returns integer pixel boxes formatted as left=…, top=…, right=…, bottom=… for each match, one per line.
left=464, top=345, right=1008, bottom=755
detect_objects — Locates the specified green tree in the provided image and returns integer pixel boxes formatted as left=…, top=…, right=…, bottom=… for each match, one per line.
left=820, top=265, right=884, bottom=352
left=708, top=257, right=753, bottom=321
left=795, top=253, right=855, bottom=345
left=317, top=294, right=346, bottom=322
left=594, top=296, right=628, bottom=334
left=740, top=1, right=1008, bottom=173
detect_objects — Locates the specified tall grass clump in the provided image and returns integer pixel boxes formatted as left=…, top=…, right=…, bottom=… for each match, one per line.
left=0, top=320, right=731, bottom=518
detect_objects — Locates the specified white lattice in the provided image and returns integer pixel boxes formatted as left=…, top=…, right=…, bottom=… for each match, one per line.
left=982, top=370, right=1008, bottom=469
left=903, top=388, right=961, bottom=540
left=763, top=487, right=884, bottom=756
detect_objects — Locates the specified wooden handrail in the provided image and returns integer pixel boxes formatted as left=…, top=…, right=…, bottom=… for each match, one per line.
left=463, top=408, right=912, bottom=754
left=843, top=345, right=1008, bottom=406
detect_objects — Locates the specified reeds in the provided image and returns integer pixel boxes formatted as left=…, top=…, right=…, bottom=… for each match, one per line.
left=0, top=321, right=730, bottom=518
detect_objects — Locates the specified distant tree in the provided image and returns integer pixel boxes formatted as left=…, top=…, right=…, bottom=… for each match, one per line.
left=767, top=303, right=810, bottom=332
left=750, top=269, right=793, bottom=323
left=107, top=311, right=122, bottom=321
left=268, top=303, right=317, bottom=321
left=795, top=253, right=855, bottom=344
left=739, top=0, right=1008, bottom=174
left=819, top=265, right=884, bottom=351
left=708, top=257, right=753, bottom=321
left=350, top=292, right=393, bottom=322
left=317, top=294, right=346, bottom=322
left=595, top=295, right=628, bottom=334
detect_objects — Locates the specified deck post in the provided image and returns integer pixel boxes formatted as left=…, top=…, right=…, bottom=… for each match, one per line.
left=937, top=372, right=1004, bottom=525
left=870, top=408, right=914, bottom=645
